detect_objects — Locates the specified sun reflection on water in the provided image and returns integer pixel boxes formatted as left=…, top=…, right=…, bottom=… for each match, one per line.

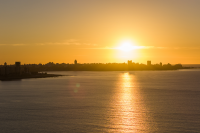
left=120, top=72, right=137, bottom=131
left=109, top=72, right=152, bottom=132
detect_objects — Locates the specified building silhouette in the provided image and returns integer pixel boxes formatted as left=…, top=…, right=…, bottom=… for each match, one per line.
left=147, top=60, right=151, bottom=66
left=0, top=60, right=184, bottom=73
left=128, top=60, right=132, bottom=65
left=74, top=59, right=77, bottom=65
left=15, top=62, right=21, bottom=74
left=0, top=62, right=31, bottom=76
left=15, top=62, right=21, bottom=67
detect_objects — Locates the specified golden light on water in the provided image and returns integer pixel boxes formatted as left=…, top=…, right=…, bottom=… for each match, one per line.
left=120, top=73, right=135, bottom=130
left=109, top=72, right=153, bottom=132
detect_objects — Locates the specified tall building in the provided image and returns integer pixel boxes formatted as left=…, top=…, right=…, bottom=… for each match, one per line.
left=147, top=60, right=151, bottom=66
left=15, top=62, right=21, bottom=67
left=128, top=60, right=132, bottom=65
left=74, top=59, right=77, bottom=65
left=15, top=62, right=21, bottom=74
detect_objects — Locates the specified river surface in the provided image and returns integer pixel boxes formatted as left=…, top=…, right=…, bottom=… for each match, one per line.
left=0, top=70, right=200, bottom=132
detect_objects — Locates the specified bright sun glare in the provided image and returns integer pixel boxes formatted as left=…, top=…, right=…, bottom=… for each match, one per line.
left=117, top=41, right=135, bottom=52
left=117, top=40, right=144, bottom=52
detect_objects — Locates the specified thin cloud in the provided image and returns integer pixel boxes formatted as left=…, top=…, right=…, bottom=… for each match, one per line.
left=12, top=44, right=25, bottom=46
left=155, top=47, right=167, bottom=49
left=36, top=39, right=97, bottom=46
left=173, top=47, right=200, bottom=50
left=0, top=44, right=25, bottom=46
left=85, top=46, right=157, bottom=50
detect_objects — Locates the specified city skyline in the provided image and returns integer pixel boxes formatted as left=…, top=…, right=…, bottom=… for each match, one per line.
left=0, top=60, right=184, bottom=75
left=0, top=60, right=179, bottom=66
left=1, top=0, right=200, bottom=64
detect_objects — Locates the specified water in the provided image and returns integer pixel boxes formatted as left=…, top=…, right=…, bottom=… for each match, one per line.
left=0, top=70, right=200, bottom=132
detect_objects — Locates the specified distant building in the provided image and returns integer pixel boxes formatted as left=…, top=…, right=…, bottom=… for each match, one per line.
left=46, top=62, right=54, bottom=67
left=74, top=59, right=77, bottom=65
left=147, top=60, right=151, bottom=66
left=15, top=62, right=21, bottom=74
left=160, top=62, right=162, bottom=66
left=128, top=60, right=132, bottom=65
left=0, top=61, right=31, bottom=76
left=15, top=62, right=21, bottom=67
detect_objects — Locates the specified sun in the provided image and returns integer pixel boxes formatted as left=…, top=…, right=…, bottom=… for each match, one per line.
left=115, top=40, right=140, bottom=61
left=117, top=41, right=135, bottom=52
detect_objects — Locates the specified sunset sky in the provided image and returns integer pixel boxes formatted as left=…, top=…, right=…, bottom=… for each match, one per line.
left=1, top=0, right=200, bottom=64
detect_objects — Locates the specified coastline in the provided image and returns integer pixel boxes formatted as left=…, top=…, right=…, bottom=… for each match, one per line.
left=0, top=74, right=65, bottom=81
left=1, top=68, right=198, bottom=81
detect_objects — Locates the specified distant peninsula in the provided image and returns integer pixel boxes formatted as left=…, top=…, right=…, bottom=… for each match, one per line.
left=0, top=73, right=64, bottom=81
left=0, top=62, right=64, bottom=81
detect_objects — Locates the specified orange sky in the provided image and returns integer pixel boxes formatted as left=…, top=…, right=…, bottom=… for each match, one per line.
left=1, top=0, right=200, bottom=64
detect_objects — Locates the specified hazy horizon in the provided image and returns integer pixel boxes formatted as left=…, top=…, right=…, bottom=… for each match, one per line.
left=1, top=0, right=200, bottom=64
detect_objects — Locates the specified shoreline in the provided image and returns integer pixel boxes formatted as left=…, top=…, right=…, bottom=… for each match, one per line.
left=41, top=68, right=198, bottom=72
left=0, top=74, right=65, bottom=81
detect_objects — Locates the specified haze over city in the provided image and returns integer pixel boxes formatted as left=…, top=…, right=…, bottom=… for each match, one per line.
left=1, top=0, right=200, bottom=64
